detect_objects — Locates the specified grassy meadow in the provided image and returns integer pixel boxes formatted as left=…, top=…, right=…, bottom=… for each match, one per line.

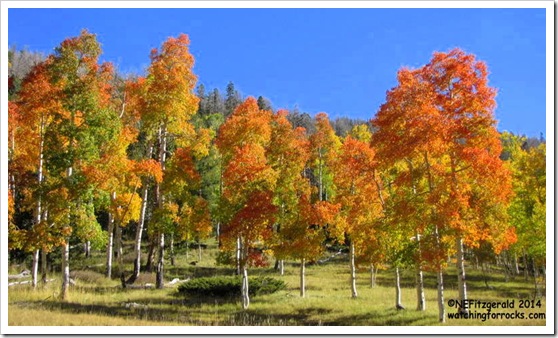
left=8, top=239, right=546, bottom=326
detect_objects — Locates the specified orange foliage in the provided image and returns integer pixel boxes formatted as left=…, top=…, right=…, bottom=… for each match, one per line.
left=134, top=159, right=164, bottom=183
left=372, top=48, right=514, bottom=265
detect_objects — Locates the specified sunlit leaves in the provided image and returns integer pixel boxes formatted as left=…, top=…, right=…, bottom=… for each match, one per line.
left=504, top=133, right=546, bottom=260
left=372, top=48, right=514, bottom=272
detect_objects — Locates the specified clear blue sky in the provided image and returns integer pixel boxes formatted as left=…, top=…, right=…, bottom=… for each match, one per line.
left=8, top=7, right=547, bottom=137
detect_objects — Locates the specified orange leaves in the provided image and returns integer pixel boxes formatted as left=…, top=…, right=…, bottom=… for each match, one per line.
left=216, top=97, right=279, bottom=267
left=223, top=143, right=276, bottom=202
left=373, top=48, right=513, bottom=264
left=227, top=190, right=277, bottom=242
left=216, top=97, right=273, bottom=160
left=134, top=159, right=163, bottom=183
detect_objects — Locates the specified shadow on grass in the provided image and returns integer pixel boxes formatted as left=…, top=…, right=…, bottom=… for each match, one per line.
left=166, top=266, right=237, bottom=279
left=223, top=307, right=333, bottom=326
left=39, top=300, right=188, bottom=324
left=325, top=308, right=435, bottom=326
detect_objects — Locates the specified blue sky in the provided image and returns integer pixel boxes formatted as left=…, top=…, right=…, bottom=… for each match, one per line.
left=8, top=7, right=547, bottom=137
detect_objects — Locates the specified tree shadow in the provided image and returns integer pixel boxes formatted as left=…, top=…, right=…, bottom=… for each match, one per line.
left=40, top=300, right=186, bottom=324
left=325, top=308, right=435, bottom=326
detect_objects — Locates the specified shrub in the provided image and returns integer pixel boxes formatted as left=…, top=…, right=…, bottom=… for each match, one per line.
left=177, top=276, right=285, bottom=298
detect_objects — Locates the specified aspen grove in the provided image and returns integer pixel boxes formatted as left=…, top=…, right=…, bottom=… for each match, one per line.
left=8, top=31, right=545, bottom=320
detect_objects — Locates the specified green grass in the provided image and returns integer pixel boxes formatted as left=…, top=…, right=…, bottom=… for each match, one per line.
left=8, top=240, right=547, bottom=326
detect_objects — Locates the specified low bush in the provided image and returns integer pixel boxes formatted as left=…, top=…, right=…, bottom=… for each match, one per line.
left=177, top=276, right=285, bottom=298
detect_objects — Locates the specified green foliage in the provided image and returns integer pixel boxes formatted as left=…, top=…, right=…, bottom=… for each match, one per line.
left=177, top=276, right=286, bottom=298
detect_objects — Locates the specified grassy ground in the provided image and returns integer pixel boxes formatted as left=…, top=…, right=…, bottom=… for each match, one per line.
left=8, top=240, right=546, bottom=326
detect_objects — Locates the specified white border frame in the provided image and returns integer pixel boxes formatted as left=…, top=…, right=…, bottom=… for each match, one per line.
left=2, top=1, right=554, bottom=335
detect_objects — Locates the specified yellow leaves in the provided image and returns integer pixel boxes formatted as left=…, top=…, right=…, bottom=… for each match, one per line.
left=111, top=192, right=142, bottom=226
left=145, top=33, right=199, bottom=139
left=177, top=197, right=212, bottom=241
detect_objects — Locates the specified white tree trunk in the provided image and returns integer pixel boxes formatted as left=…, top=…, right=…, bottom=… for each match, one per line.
left=415, top=231, right=426, bottom=311
left=31, top=250, right=40, bottom=288
left=416, top=263, right=426, bottom=311
left=236, top=237, right=241, bottom=275
left=280, top=260, right=284, bottom=276
left=116, top=225, right=124, bottom=277
left=456, top=237, right=468, bottom=314
left=130, top=185, right=149, bottom=283
left=115, top=224, right=122, bottom=259
left=61, top=167, right=72, bottom=300
left=370, top=264, right=377, bottom=288
left=437, top=268, right=446, bottom=323
left=60, top=242, right=70, bottom=300
left=395, top=266, right=403, bottom=309
left=350, top=241, right=358, bottom=298
left=32, top=120, right=45, bottom=289
left=300, top=258, right=306, bottom=297
left=156, top=233, right=165, bottom=289
left=242, top=266, right=250, bottom=310
left=106, top=209, right=114, bottom=278
left=169, top=234, right=175, bottom=266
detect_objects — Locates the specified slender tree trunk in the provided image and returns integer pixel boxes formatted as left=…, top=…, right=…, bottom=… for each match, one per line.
left=156, top=233, right=165, bottom=289
left=242, top=265, right=250, bottom=310
left=456, top=237, right=468, bottom=314
left=407, top=159, right=426, bottom=311
left=129, top=186, right=148, bottom=283
left=236, top=236, right=241, bottom=275
left=370, top=264, right=377, bottom=288
left=415, top=231, right=426, bottom=311
left=318, top=153, right=323, bottom=201
left=154, top=125, right=167, bottom=289
left=523, top=250, right=529, bottom=280
left=115, top=224, right=122, bottom=260
left=31, top=250, right=40, bottom=288
left=116, top=224, right=124, bottom=278
left=300, top=258, right=306, bottom=297
left=145, top=235, right=156, bottom=273
left=280, top=260, right=284, bottom=276
left=437, top=267, right=445, bottom=323
left=395, top=267, right=403, bottom=309
left=129, top=137, right=152, bottom=282
left=198, top=242, right=202, bottom=262
left=60, top=166, right=73, bottom=300
left=350, top=241, right=358, bottom=298
left=84, top=241, right=91, bottom=258
left=533, top=259, right=541, bottom=297
left=32, top=119, right=45, bottom=289
left=169, top=234, right=175, bottom=266
left=106, top=200, right=115, bottom=278
left=41, top=249, right=48, bottom=284
left=514, top=252, right=520, bottom=275
left=60, top=242, right=70, bottom=300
